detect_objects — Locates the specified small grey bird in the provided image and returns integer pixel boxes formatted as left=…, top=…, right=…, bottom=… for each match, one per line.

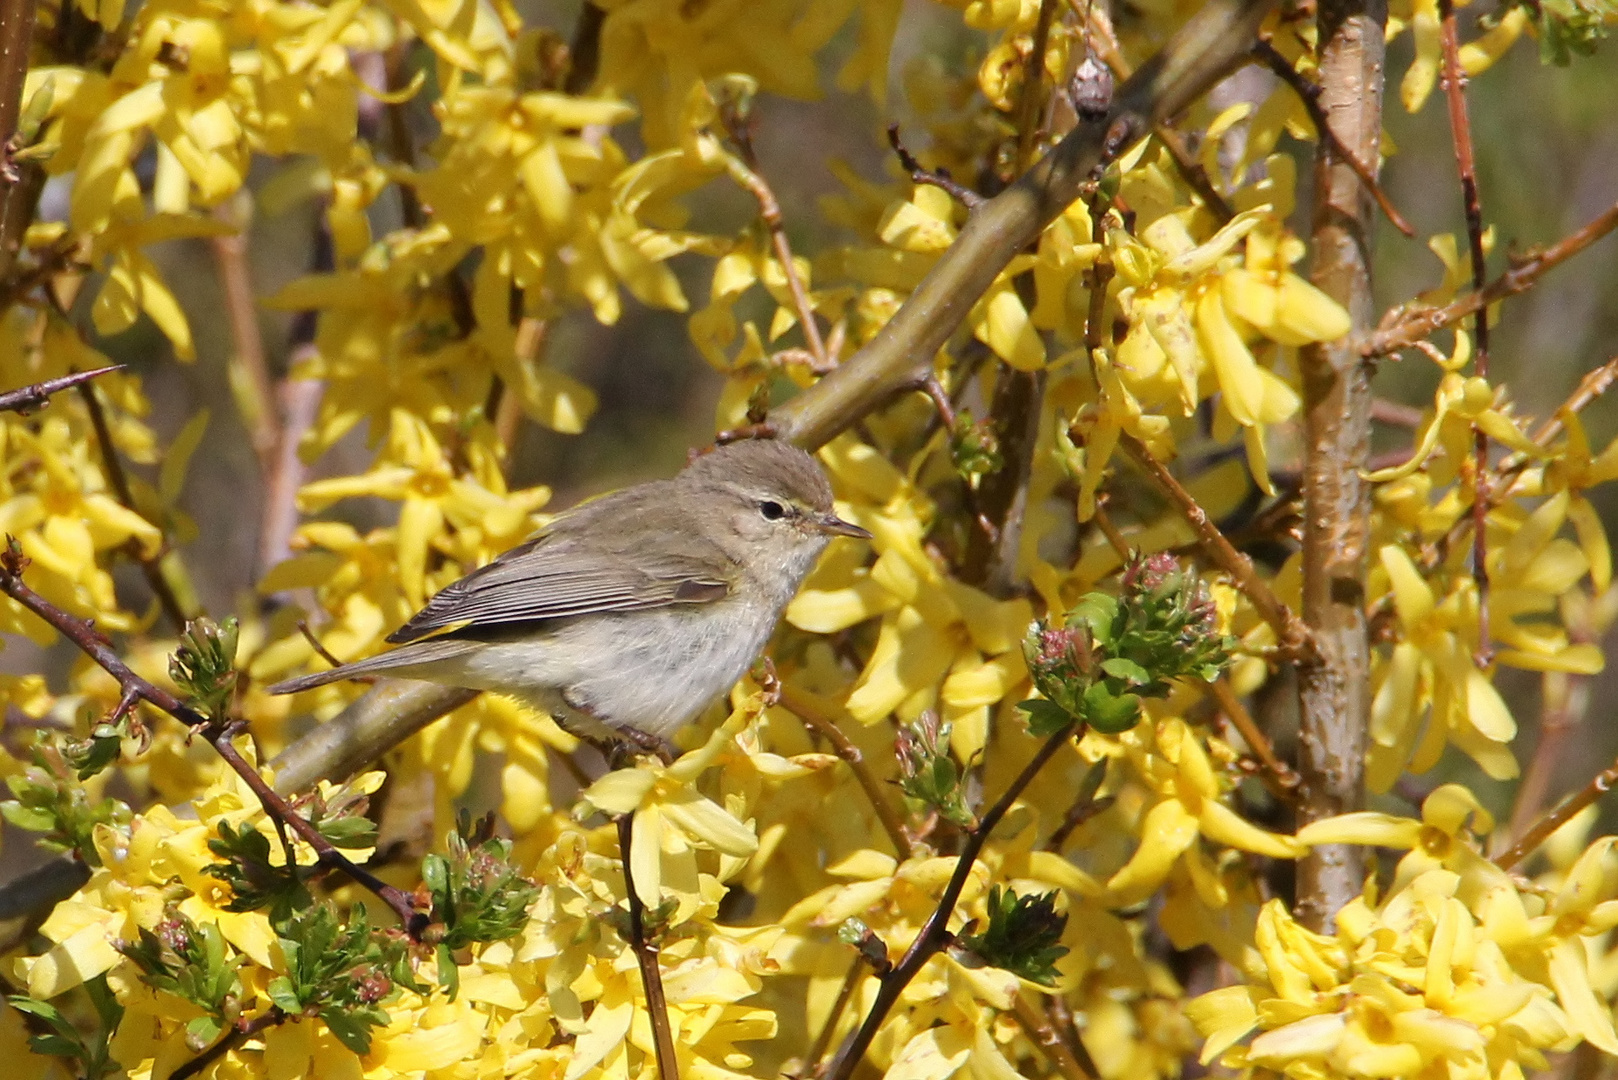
left=268, top=439, right=868, bottom=753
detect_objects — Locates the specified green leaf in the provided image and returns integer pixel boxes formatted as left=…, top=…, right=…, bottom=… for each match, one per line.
left=1017, top=698, right=1078, bottom=737
left=1082, top=684, right=1141, bottom=734
left=1099, top=657, right=1151, bottom=686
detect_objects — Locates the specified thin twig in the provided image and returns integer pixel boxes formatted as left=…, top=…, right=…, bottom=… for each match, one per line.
left=1365, top=197, right=1618, bottom=358
left=802, top=960, right=865, bottom=1077
left=722, top=114, right=829, bottom=370
left=1252, top=40, right=1414, bottom=237
left=1117, top=431, right=1314, bottom=658
left=77, top=380, right=193, bottom=633
left=1436, top=0, right=1492, bottom=665
left=886, top=125, right=986, bottom=210
left=616, top=812, right=680, bottom=1080
left=209, top=201, right=277, bottom=478
left=0, top=543, right=426, bottom=934
left=1495, top=750, right=1618, bottom=871
left=824, top=727, right=1079, bottom=1080
left=0, top=365, right=119, bottom=414
left=171, top=1007, right=287, bottom=1080
left=1011, top=992, right=1091, bottom=1080
left=1207, top=676, right=1301, bottom=804
left=1504, top=668, right=1590, bottom=847
left=1014, top=0, right=1062, bottom=171
left=1091, top=500, right=1132, bottom=560
left=778, top=683, right=913, bottom=861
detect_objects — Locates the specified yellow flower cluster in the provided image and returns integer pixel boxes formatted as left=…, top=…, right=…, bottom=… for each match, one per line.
left=2, top=1, right=1616, bottom=1079
left=1192, top=788, right=1618, bottom=1079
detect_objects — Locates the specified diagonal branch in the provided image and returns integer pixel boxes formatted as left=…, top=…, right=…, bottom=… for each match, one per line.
left=1364, top=196, right=1618, bottom=359
left=769, top=0, right=1278, bottom=452
left=267, top=0, right=1280, bottom=803
left=0, top=542, right=425, bottom=934
left=1118, top=432, right=1314, bottom=657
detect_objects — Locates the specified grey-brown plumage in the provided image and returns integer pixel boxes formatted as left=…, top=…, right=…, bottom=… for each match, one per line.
left=268, top=439, right=867, bottom=747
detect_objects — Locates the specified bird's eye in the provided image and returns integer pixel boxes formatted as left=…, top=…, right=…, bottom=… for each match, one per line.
left=759, top=500, right=787, bottom=521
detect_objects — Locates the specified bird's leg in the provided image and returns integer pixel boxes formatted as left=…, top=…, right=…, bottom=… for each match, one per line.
left=619, top=723, right=676, bottom=765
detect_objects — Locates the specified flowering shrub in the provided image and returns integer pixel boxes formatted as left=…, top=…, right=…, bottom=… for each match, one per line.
left=0, top=0, right=1615, bottom=1079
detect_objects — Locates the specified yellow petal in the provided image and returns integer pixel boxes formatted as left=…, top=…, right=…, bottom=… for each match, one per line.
left=1295, top=812, right=1422, bottom=849
left=1379, top=545, right=1436, bottom=628
left=1196, top=287, right=1263, bottom=426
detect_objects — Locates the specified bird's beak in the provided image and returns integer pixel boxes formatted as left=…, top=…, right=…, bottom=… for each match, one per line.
left=812, top=512, right=872, bottom=539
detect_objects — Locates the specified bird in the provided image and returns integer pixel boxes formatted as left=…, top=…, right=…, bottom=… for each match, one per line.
left=268, top=438, right=869, bottom=756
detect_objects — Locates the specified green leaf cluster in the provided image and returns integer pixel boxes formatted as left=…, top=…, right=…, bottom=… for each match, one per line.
left=1021, top=553, right=1235, bottom=735
left=958, top=886, right=1069, bottom=986
left=950, top=410, right=1003, bottom=484
left=266, top=903, right=422, bottom=1056
left=8, top=975, right=124, bottom=1080
left=894, top=712, right=976, bottom=828
left=118, top=909, right=243, bottom=1050
left=1, top=743, right=131, bottom=864
left=170, top=616, right=240, bottom=721
left=206, top=819, right=310, bottom=918
left=420, top=811, right=541, bottom=997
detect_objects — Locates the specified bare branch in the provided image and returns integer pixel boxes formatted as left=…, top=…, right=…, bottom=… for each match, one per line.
left=0, top=543, right=425, bottom=934
left=617, top=812, right=679, bottom=1080
left=1364, top=197, right=1618, bottom=358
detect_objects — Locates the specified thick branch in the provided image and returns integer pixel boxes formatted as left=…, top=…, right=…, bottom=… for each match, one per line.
left=1294, top=0, right=1384, bottom=933
left=0, top=0, right=36, bottom=282
left=267, top=0, right=1278, bottom=800
left=768, top=0, right=1277, bottom=452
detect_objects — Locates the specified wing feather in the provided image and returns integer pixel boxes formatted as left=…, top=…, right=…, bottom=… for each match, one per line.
left=387, top=516, right=733, bottom=644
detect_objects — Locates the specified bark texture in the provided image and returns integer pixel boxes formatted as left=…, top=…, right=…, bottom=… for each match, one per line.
left=1295, top=0, right=1386, bottom=931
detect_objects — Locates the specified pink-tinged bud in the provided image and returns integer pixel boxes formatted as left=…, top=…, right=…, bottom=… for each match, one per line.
left=156, top=916, right=192, bottom=955
left=351, top=965, right=392, bottom=1005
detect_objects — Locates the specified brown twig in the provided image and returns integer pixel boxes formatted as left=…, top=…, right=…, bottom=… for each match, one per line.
left=209, top=202, right=277, bottom=478
left=802, top=960, right=866, bottom=1077
left=171, top=1007, right=287, bottom=1080
left=886, top=125, right=986, bottom=210
left=1365, top=196, right=1618, bottom=358
left=721, top=113, right=829, bottom=371
left=1436, top=0, right=1493, bottom=665
left=1252, top=40, right=1414, bottom=238
left=1091, top=500, right=1132, bottom=560
left=1495, top=750, right=1618, bottom=872
left=1504, top=667, right=1591, bottom=849
left=1014, top=0, right=1062, bottom=171
left=0, top=543, right=426, bottom=934
left=77, top=380, right=194, bottom=633
left=778, top=683, right=913, bottom=861
left=1117, top=431, right=1313, bottom=657
left=1207, top=677, right=1301, bottom=803
left=1043, top=760, right=1113, bottom=852
left=824, top=727, right=1079, bottom=1080
left=1011, top=992, right=1092, bottom=1080
left=0, top=0, right=38, bottom=283
left=0, top=365, right=118, bottom=414
left=616, top=812, right=680, bottom=1080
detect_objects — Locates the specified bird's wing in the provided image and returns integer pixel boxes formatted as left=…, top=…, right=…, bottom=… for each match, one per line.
left=386, top=529, right=732, bottom=644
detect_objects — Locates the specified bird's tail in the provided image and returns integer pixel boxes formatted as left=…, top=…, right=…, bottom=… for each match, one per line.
left=267, top=639, right=483, bottom=695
